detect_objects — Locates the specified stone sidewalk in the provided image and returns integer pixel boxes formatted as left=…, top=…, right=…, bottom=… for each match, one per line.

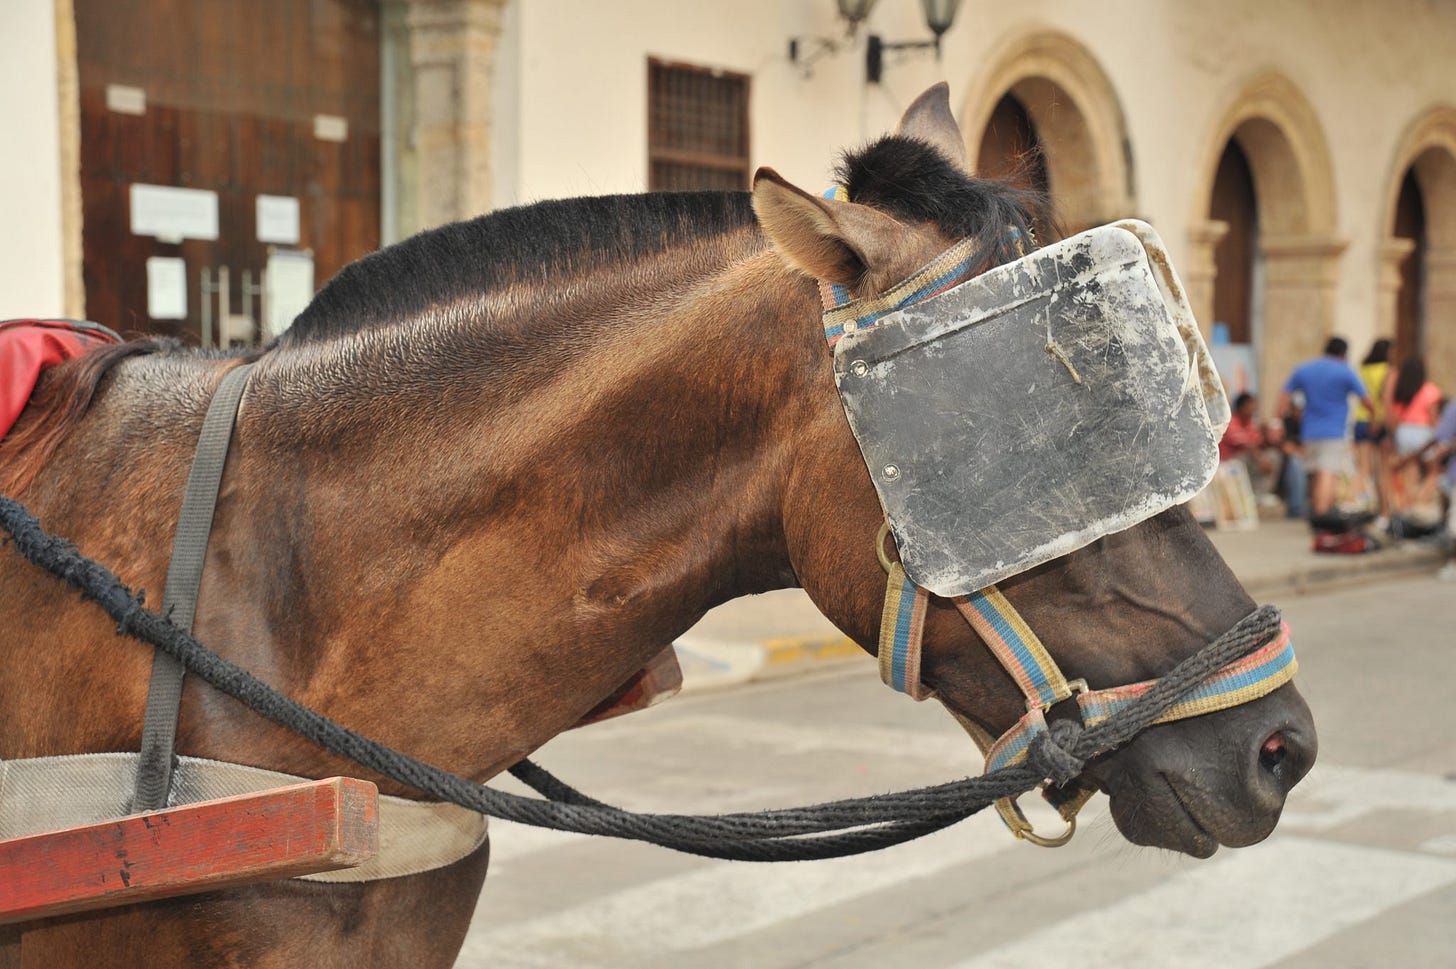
left=671, top=518, right=1449, bottom=692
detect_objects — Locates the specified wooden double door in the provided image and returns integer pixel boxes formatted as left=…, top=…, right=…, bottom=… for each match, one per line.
left=75, top=0, right=381, bottom=342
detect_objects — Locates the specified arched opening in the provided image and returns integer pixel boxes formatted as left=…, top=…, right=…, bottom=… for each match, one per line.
left=982, top=77, right=1102, bottom=238
left=961, top=31, right=1134, bottom=236
left=975, top=93, right=1052, bottom=238
left=1380, top=109, right=1456, bottom=392
left=1392, top=168, right=1427, bottom=361
left=1188, top=73, right=1342, bottom=410
left=1200, top=116, right=1312, bottom=406
left=1209, top=139, right=1259, bottom=346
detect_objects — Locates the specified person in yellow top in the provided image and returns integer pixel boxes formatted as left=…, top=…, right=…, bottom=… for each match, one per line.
left=1353, top=338, right=1391, bottom=513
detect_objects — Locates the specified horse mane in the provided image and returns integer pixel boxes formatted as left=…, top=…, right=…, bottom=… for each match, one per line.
left=283, top=138, right=1047, bottom=346
left=0, top=139, right=1045, bottom=495
left=281, top=191, right=759, bottom=345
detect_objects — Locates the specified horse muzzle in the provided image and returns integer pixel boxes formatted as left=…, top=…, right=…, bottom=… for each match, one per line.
left=1088, top=683, right=1317, bottom=857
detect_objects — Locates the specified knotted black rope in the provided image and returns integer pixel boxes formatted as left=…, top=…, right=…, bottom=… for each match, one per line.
left=0, top=495, right=1282, bottom=862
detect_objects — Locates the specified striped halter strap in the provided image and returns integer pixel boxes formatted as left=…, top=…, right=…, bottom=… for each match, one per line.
left=816, top=202, right=1299, bottom=846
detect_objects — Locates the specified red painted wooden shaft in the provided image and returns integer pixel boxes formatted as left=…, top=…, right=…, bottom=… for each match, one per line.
left=0, top=777, right=378, bottom=924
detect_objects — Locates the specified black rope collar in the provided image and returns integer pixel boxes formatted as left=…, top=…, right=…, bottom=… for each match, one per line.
left=0, top=494, right=1283, bottom=862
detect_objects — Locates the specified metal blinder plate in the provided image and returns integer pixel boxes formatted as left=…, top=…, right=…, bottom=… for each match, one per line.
left=833, top=220, right=1225, bottom=598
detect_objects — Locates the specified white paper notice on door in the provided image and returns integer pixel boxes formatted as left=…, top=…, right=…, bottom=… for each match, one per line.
left=130, top=184, right=218, bottom=243
left=265, top=249, right=315, bottom=339
left=146, top=256, right=188, bottom=319
left=256, top=195, right=301, bottom=245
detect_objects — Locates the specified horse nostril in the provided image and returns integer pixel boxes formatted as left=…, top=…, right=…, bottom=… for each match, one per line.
left=1259, top=732, right=1288, bottom=773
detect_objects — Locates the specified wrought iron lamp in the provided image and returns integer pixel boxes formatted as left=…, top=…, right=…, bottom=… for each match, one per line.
left=788, top=0, right=881, bottom=74
left=788, top=1, right=964, bottom=83
left=866, top=0, right=963, bottom=84
left=836, top=0, right=879, bottom=31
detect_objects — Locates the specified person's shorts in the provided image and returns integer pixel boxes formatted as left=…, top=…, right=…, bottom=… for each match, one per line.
left=1353, top=421, right=1385, bottom=444
left=1305, top=438, right=1354, bottom=475
left=1394, top=423, right=1435, bottom=458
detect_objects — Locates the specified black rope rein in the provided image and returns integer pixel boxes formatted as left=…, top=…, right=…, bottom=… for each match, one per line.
left=0, top=494, right=1283, bottom=862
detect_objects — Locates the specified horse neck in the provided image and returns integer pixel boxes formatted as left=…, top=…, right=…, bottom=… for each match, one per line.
left=268, top=235, right=814, bottom=571
left=203, top=236, right=832, bottom=773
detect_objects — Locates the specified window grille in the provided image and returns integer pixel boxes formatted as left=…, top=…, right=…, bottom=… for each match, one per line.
left=648, top=59, right=750, bottom=192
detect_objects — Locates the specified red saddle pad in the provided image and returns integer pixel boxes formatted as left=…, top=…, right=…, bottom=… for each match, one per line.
left=0, top=319, right=121, bottom=441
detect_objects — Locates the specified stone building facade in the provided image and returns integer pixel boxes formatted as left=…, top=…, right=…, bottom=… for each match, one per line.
left=4, top=0, right=1454, bottom=401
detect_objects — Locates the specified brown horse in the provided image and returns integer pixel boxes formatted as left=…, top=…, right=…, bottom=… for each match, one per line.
left=0, top=87, right=1314, bottom=967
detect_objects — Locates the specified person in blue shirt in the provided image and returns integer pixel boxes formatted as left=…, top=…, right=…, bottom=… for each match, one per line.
left=1276, top=337, right=1373, bottom=518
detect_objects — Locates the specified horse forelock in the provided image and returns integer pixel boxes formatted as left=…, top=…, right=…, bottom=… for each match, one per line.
left=280, top=191, right=760, bottom=347
left=836, top=136, right=1051, bottom=260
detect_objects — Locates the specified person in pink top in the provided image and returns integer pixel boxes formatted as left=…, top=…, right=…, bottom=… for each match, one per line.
left=1384, top=354, right=1443, bottom=513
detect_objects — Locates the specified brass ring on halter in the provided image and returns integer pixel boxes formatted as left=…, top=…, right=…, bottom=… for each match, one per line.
left=1016, top=814, right=1076, bottom=848
left=876, top=520, right=896, bottom=574
left=1000, top=794, right=1078, bottom=849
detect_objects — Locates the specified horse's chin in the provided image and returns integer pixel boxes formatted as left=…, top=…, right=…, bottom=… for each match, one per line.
left=1099, top=770, right=1280, bottom=859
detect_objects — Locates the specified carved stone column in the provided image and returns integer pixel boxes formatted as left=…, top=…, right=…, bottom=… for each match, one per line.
left=54, top=0, right=84, bottom=317
left=1185, top=219, right=1230, bottom=338
left=1376, top=237, right=1416, bottom=344
left=1424, top=245, right=1456, bottom=390
left=1258, top=234, right=1348, bottom=407
left=393, top=0, right=507, bottom=238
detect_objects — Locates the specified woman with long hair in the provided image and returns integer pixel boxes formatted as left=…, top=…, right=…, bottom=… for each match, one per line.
left=1384, top=353, right=1443, bottom=514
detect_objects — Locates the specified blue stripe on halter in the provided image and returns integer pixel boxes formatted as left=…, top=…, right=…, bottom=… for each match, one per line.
left=822, top=252, right=982, bottom=341
left=963, top=589, right=1063, bottom=708
left=889, top=571, right=918, bottom=692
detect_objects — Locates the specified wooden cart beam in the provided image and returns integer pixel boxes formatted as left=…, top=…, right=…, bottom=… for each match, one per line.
left=0, top=777, right=378, bottom=925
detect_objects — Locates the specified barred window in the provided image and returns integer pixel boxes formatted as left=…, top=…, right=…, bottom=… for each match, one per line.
left=648, top=59, right=750, bottom=192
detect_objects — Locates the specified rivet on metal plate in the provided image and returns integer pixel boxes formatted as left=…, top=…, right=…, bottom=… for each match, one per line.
left=850, top=360, right=869, bottom=377
left=883, top=464, right=900, bottom=480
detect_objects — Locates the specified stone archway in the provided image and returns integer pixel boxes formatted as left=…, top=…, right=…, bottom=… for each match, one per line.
left=1379, top=106, right=1456, bottom=389
left=1187, top=72, right=1343, bottom=407
left=960, top=30, right=1134, bottom=236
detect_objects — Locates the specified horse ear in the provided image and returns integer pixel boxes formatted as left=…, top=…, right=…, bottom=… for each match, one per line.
left=895, top=82, right=969, bottom=172
left=752, top=168, right=905, bottom=286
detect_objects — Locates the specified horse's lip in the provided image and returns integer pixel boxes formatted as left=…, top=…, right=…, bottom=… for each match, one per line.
left=1161, top=773, right=1220, bottom=858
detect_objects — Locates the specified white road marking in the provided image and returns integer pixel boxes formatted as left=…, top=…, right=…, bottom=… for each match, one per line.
left=1280, top=763, right=1456, bottom=832
left=485, top=714, right=986, bottom=869
left=487, top=818, right=590, bottom=866
left=469, top=741, right=1456, bottom=969
left=458, top=810, right=1017, bottom=968
left=1421, top=834, right=1456, bottom=854
left=950, top=837, right=1456, bottom=969
left=567, top=712, right=984, bottom=769
left=484, top=755, right=1456, bottom=889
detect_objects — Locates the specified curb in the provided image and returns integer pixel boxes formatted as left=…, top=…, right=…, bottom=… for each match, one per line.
left=671, top=538, right=1449, bottom=695
left=1237, top=542, right=1447, bottom=601
left=673, top=632, right=868, bottom=693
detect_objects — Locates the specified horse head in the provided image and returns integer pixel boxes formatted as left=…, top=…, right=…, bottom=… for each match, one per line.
left=757, top=84, right=1315, bottom=858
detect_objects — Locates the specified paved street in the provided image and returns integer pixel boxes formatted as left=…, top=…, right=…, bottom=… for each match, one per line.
left=457, top=577, right=1455, bottom=969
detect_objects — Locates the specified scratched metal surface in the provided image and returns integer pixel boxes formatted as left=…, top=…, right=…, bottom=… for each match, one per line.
left=833, top=222, right=1221, bottom=597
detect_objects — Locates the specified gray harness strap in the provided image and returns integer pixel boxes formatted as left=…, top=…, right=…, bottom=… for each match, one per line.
left=133, top=362, right=255, bottom=811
